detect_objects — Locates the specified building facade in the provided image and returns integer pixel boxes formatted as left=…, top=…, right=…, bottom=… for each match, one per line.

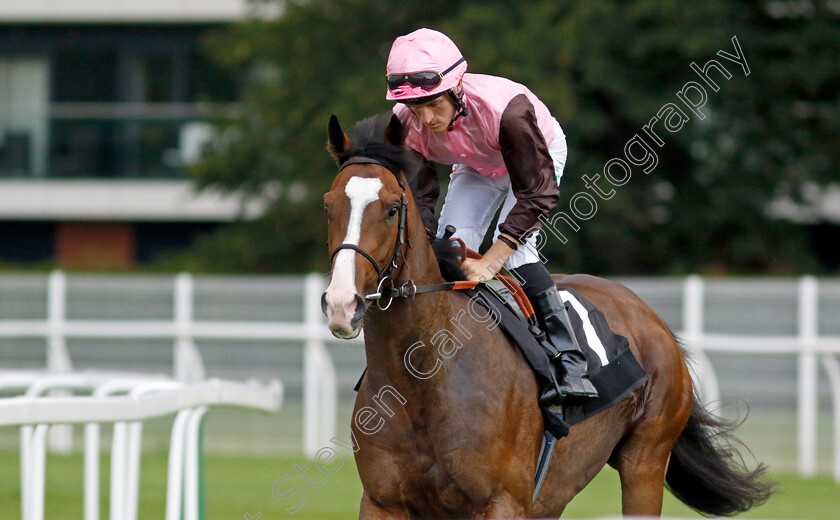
left=0, top=0, right=267, bottom=268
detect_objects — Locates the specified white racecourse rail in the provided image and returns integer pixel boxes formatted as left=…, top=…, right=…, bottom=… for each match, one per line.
left=0, top=376, right=282, bottom=520
left=0, top=271, right=838, bottom=482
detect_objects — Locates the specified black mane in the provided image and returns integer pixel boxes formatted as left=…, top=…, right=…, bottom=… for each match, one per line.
left=337, top=113, right=467, bottom=282
left=335, top=113, right=416, bottom=177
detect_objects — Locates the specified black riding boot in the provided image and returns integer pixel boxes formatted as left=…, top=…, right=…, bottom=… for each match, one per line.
left=532, top=286, right=598, bottom=406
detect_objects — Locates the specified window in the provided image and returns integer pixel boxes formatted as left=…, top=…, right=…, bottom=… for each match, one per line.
left=52, top=51, right=118, bottom=102
left=2, top=25, right=238, bottom=179
left=0, top=57, right=49, bottom=178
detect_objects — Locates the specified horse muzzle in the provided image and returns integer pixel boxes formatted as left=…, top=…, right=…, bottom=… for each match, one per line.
left=321, top=290, right=367, bottom=339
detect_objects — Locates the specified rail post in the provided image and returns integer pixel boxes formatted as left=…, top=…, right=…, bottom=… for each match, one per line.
left=683, top=275, right=720, bottom=409
left=798, top=275, right=819, bottom=477
left=303, top=274, right=336, bottom=458
left=46, top=269, right=73, bottom=453
left=174, top=273, right=205, bottom=383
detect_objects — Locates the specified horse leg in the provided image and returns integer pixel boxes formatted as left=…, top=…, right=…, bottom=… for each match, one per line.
left=359, top=492, right=409, bottom=520
left=610, top=402, right=686, bottom=516
left=612, top=421, right=680, bottom=517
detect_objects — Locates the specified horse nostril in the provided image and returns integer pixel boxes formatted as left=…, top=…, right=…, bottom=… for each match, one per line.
left=320, top=292, right=329, bottom=317
left=351, top=293, right=366, bottom=326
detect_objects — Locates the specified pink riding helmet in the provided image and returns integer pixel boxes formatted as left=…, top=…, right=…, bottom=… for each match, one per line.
left=385, top=28, right=468, bottom=101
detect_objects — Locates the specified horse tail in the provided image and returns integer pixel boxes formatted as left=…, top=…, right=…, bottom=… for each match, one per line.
left=665, top=394, right=776, bottom=516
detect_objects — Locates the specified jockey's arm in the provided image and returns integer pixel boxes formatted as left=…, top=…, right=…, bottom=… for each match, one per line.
left=496, top=96, right=560, bottom=248
left=463, top=97, right=559, bottom=282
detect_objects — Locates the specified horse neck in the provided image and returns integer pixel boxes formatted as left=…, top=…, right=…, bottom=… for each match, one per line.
left=361, top=197, right=454, bottom=388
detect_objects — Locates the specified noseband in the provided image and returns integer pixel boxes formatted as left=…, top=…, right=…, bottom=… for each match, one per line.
left=328, top=156, right=410, bottom=310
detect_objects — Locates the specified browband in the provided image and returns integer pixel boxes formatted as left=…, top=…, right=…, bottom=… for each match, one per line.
left=338, top=156, right=405, bottom=189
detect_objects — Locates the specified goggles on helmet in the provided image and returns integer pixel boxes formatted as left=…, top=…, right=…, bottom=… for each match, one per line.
left=386, top=57, right=465, bottom=93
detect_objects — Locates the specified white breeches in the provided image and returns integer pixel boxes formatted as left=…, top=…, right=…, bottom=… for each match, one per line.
left=436, top=120, right=567, bottom=269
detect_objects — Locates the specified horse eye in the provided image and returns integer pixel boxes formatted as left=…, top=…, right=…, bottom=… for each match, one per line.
left=388, top=204, right=399, bottom=218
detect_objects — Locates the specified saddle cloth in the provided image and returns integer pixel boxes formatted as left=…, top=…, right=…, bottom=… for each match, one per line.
left=465, top=282, right=650, bottom=438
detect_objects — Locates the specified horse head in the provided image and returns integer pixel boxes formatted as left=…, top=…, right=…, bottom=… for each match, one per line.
left=321, top=113, right=415, bottom=339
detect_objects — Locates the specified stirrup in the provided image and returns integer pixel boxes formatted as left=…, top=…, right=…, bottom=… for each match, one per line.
left=538, top=373, right=598, bottom=406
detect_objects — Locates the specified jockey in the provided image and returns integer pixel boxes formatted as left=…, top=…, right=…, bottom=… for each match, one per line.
left=386, top=28, right=598, bottom=404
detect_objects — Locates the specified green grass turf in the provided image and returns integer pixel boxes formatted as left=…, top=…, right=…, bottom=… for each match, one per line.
left=1, top=450, right=838, bottom=519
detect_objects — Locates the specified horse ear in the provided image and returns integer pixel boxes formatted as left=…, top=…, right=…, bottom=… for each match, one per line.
left=327, top=114, right=352, bottom=160
left=384, top=114, right=405, bottom=148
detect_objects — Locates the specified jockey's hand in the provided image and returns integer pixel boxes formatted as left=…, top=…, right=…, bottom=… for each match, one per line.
left=461, top=257, right=497, bottom=281
left=461, top=239, right=515, bottom=282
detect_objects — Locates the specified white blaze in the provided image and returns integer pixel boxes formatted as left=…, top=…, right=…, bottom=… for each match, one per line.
left=325, top=176, right=383, bottom=333
left=340, top=177, right=383, bottom=256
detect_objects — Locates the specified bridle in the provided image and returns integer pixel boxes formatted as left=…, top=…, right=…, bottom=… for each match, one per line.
left=324, top=156, right=483, bottom=313
left=326, top=156, right=410, bottom=310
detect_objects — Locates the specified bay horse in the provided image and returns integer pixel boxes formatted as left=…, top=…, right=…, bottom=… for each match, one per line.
left=321, top=113, right=773, bottom=519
